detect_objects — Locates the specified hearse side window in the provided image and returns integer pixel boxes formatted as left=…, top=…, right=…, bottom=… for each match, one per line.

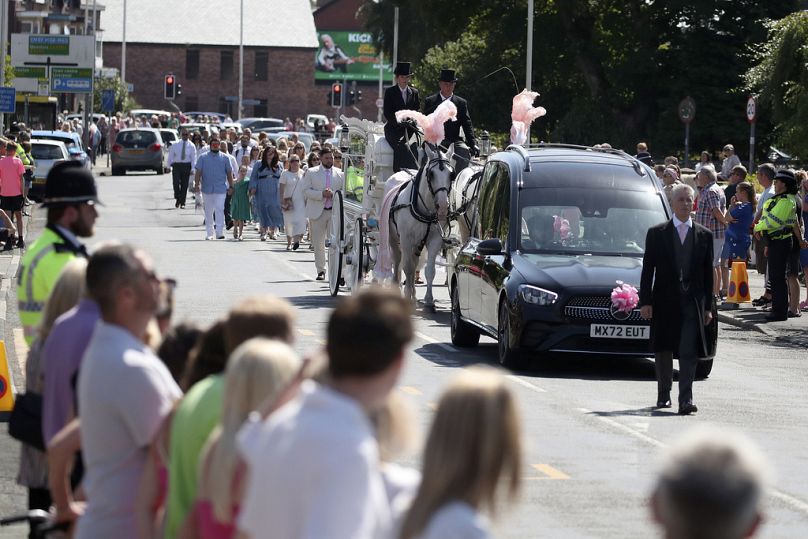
left=476, top=162, right=509, bottom=240
left=496, top=166, right=511, bottom=246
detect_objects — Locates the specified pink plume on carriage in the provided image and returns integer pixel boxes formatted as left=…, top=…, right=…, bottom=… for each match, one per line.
left=510, top=89, right=546, bottom=145
left=395, top=99, right=457, bottom=145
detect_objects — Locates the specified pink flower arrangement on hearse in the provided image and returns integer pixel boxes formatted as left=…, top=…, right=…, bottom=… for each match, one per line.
left=510, top=89, right=547, bottom=145
left=611, top=281, right=639, bottom=314
left=395, top=99, right=458, bottom=145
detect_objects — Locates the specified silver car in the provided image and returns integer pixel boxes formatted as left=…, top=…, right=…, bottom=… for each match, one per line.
left=29, top=140, right=69, bottom=201
left=111, top=128, right=166, bottom=175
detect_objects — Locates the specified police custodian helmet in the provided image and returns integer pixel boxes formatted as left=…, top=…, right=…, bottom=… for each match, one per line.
left=41, top=161, right=103, bottom=208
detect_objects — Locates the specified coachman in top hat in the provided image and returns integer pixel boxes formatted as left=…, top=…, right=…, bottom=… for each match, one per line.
left=17, top=161, right=100, bottom=344
left=383, top=61, right=420, bottom=172
left=423, top=68, right=477, bottom=167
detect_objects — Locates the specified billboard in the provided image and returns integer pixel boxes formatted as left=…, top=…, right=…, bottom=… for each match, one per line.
left=314, top=31, right=391, bottom=82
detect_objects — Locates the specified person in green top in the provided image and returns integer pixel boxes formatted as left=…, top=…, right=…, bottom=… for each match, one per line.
left=754, top=169, right=799, bottom=321
left=163, top=296, right=296, bottom=539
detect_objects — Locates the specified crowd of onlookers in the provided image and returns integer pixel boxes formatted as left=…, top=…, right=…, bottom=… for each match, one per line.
left=636, top=142, right=808, bottom=322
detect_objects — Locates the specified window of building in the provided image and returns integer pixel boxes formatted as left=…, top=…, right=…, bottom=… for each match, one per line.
left=253, top=99, right=268, bottom=118
left=184, top=95, right=199, bottom=112
left=186, top=49, right=199, bottom=80
left=220, top=51, right=234, bottom=80
left=254, top=51, right=268, bottom=81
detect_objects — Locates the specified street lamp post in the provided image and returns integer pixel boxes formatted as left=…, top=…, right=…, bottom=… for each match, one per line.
left=525, top=0, right=533, bottom=144
left=238, top=0, right=243, bottom=121
left=0, top=0, right=7, bottom=129
left=121, top=0, right=127, bottom=88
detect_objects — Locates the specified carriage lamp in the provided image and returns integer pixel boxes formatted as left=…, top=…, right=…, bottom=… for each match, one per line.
left=339, top=124, right=350, bottom=152
left=480, top=131, right=491, bottom=157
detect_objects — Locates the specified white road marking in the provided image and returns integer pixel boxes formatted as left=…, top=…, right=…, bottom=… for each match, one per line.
left=506, top=375, right=547, bottom=393
left=415, top=331, right=437, bottom=343
left=577, top=407, right=808, bottom=517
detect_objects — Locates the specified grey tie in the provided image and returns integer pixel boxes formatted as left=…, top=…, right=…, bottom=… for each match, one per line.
left=181, top=141, right=186, bottom=160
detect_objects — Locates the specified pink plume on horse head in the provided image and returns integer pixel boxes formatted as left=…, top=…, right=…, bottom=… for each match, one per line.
left=396, top=99, right=457, bottom=145
left=510, top=89, right=546, bottom=145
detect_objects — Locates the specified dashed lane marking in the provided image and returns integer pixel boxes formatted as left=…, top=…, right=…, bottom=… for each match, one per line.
left=399, top=386, right=423, bottom=396
left=529, top=464, right=570, bottom=480
left=577, top=407, right=808, bottom=517
left=298, top=329, right=315, bottom=336
left=414, top=331, right=457, bottom=353
left=506, top=375, right=547, bottom=393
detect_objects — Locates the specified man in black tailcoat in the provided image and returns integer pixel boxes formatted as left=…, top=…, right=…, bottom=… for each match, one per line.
left=423, top=69, right=477, bottom=165
left=383, top=62, right=420, bottom=172
left=640, top=183, right=715, bottom=415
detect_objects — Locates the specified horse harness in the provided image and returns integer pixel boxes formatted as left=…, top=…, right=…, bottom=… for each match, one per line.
left=449, top=170, right=482, bottom=234
left=389, top=157, right=455, bottom=256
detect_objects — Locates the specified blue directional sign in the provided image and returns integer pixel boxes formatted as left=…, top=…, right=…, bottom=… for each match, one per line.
left=0, top=88, right=16, bottom=113
left=101, top=89, right=115, bottom=112
left=51, top=67, right=92, bottom=93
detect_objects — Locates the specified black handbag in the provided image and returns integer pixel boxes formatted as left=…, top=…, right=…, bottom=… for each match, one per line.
left=8, top=392, right=45, bottom=451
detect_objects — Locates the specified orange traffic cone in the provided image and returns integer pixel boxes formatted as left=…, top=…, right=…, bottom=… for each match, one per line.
left=726, top=261, right=751, bottom=304
left=0, top=341, right=14, bottom=421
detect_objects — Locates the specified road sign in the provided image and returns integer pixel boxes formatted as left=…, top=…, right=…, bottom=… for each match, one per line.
left=14, top=66, right=46, bottom=79
left=102, top=89, right=115, bottom=112
left=51, top=67, right=92, bottom=93
left=375, top=98, right=384, bottom=108
left=746, top=96, right=757, bottom=123
left=37, top=81, right=49, bottom=97
left=0, top=88, right=15, bottom=113
left=678, top=96, right=696, bottom=124
left=11, top=34, right=95, bottom=69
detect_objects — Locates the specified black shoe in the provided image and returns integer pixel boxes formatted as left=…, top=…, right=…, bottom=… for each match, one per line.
left=788, top=311, right=802, bottom=318
left=17, top=238, right=24, bottom=249
left=226, top=222, right=234, bottom=231
left=752, top=295, right=772, bottom=307
left=339, top=277, right=345, bottom=286
left=316, top=272, right=325, bottom=281
left=180, top=204, right=185, bottom=209
left=292, top=241, right=299, bottom=251
left=656, top=396, right=672, bottom=409
left=2, top=240, right=14, bottom=252
left=764, top=314, right=787, bottom=322
left=216, top=235, right=225, bottom=240
left=678, top=403, right=698, bottom=415
left=175, top=201, right=180, bottom=208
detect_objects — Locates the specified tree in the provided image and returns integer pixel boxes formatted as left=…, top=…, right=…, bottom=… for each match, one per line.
left=746, top=10, right=808, bottom=159
left=363, top=0, right=798, bottom=159
left=93, top=74, right=138, bottom=114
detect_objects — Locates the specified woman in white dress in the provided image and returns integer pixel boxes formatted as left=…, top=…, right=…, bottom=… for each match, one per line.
left=279, top=155, right=307, bottom=250
left=398, top=366, right=523, bottom=539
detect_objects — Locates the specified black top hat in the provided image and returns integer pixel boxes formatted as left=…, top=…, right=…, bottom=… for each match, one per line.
left=439, top=69, right=457, bottom=83
left=41, top=161, right=103, bottom=208
left=393, top=62, right=413, bottom=76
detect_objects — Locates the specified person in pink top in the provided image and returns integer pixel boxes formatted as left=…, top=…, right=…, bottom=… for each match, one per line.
left=182, top=338, right=301, bottom=539
left=0, top=140, right=27, bottom=248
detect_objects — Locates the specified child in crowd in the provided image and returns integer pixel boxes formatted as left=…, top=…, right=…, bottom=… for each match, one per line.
left=721, top=181, right=756, bottom=291
left=230, top=165, right=251, bottom=241
left=399, top=366, right=522, bottom=539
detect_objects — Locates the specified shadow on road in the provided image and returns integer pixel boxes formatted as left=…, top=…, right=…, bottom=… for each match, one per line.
left=586, top=407, right=679, bottom=418
left=285, top=294, right=337, bottom=310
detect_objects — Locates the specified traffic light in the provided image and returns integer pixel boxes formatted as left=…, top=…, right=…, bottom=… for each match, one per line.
left=164, top=74, right=176, bottom=100
left=330, top=82, right=342, bottom=108
left=176, top=83, right=182, bottom=97
left=347, top=89, right=355, bottom=106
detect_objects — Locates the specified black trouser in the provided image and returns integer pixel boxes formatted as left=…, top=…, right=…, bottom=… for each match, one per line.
left=27, top=488, right=51, bottom=539
left=172, top=163, right=192, bottom=205
left=655, top=296, right=700, bottom=405
left=224, top=193, right=233, bottom=228
left=768, top=236, right=793, bottom=318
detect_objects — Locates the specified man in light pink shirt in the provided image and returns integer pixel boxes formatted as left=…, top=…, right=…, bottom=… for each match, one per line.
left=0, top=140, right=26, bottom=248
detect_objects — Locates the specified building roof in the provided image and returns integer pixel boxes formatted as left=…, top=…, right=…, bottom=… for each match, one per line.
left=100, top=0, right=318, bottom=49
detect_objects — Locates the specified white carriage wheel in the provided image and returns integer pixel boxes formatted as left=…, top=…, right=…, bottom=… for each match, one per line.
left=328, top=190, right=344, bottom=297
left=350, top=217, right=365, bottom=293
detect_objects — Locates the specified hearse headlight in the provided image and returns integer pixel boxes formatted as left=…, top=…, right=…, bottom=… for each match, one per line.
left=519, top=285, right=558, bottom=306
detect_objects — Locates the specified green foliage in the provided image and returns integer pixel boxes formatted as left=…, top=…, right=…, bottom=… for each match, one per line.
left=746, top=11, right=808, bottom=159
left=4, top=55, right=13, bottom=86
left=92, top=75, right=139, bottom=114
left=363, top=0, right=799, bottom=160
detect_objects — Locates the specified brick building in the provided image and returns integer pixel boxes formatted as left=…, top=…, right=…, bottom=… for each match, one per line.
left=99, top=0, right=328, bottom=120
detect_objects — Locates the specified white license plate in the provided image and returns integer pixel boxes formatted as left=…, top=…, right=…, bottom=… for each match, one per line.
left=590, top=324, right=649, bottom=339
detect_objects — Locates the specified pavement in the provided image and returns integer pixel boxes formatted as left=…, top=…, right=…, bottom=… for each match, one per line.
left=717, top=264, right=807, bottom=340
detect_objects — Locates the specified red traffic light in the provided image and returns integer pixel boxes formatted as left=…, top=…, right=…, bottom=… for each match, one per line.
left=333, top=84, right=341, bottom=93
left=166, top=75, right=174, bottom=85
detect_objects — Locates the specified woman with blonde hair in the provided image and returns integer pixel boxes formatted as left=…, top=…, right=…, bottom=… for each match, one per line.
left=16, top=258, right=87, bottom=533
left=183, top=338, right=301, bottom=539
left=399, top=367, right=522, bottom=539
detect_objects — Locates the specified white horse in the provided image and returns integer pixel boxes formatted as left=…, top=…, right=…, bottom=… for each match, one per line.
left=388, top=144, right=454, bottom=310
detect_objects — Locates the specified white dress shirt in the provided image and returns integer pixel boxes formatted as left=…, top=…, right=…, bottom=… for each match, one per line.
left=167, top=139, right=196, bottom=168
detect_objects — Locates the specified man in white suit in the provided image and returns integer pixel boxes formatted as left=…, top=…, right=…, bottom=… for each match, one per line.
left=301, top=148, right=345, bottom=280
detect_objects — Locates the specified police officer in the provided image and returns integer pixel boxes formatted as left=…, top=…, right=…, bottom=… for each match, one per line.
left=17, top=161, right=99, bottom=344
left=383, top=61, right=420, bottom=172
left=423, top=68, right=477, bottom=168
left=754, top=169, right=799, bottom=322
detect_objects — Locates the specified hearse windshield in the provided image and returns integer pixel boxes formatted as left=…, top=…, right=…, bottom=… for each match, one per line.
left=519, top=187, right=667, bottom=256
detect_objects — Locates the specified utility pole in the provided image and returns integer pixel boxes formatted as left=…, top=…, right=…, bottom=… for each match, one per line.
left=0, top=0, right=7, bottom=129
left=392, top=7, right=399, bottom=68
left=121, top=0, right=127, bottom=89
left=525, top=0, right=534, bottom=144
left=238, top=0, right=243, bottom=120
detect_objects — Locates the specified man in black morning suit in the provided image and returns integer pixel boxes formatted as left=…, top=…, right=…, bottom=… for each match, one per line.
left=640, top=183, right=715, bottom=415
left=423, top=68, right=477, bottom=166
left=383, top=61, right=420, bottom=172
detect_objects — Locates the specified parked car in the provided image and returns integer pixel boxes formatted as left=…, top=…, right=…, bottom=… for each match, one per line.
left=159, top=128, right=179, bottom=147
left=266, top=132, right=314, bottom=152
left=31, top=130, right=91, bottom=170
left=179, top=123, right=220, bottom=137
left=111, top=128, right=166, bottom=175
left=450, top=144, right=717, bottom=376
left=64, top=113, right=107, bottom=124
left=219, top=122, right=243, bottom=135
left=238, top=117, right=283, bottom=131
left=29, top=140, right=69, bottom=201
